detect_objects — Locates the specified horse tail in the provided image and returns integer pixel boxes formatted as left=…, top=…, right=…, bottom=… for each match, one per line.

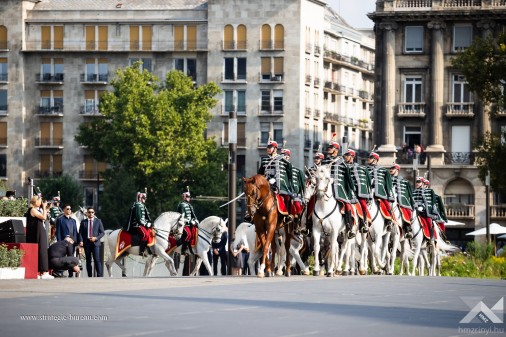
left=434, top=224, right=459, bottom=253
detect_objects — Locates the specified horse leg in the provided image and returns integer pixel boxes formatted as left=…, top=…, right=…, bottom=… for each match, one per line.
left=263, top=221, right=277, bottom=277
left=200, top=250, right=213, bottom=276
left=143, top=255, right=157, bottom=276
left=190, top=256, right=203, bottom=276
left=312, top=231, right=321, bottom=276
left=357, top=233, right=368, bottom=275
left=388, top=233, right=400, bottom=275
left=290, top=241, right=308, bottom=275
left=283, top=226, right=292, bottom=277
left=151, top=245, right=177, bottom=276
left=275, top=231, right=286, bottom=276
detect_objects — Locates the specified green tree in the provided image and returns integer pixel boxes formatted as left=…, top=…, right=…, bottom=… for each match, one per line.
left=75, top=65, right=224, bottom=218
left=37, top=175, right=84, bottom=210
left=474, top=131, right=506, bottom=195
left=451, top=33, right=506, bottom=115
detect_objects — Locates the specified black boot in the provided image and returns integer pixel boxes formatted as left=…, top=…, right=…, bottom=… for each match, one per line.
left=404, top=223, right=413, bottom=239
left=284, top=214, right=294, bottom=224
left=306, top=217, right=313, bottom=237
left=359, top=218, right=369, bottom=233
left=345, top=211, right=355, bottom=239
left=385, top=220, right=392, bottom=232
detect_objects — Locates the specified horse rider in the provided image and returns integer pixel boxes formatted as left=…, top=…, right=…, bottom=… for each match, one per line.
left=281, top=148, right=305, bottom=226
left=326, top=142, right=357, bottom=239
left=389, top=163, right=416, bottom=239
left=177, top=189, right=199, bottom=255
left=256, top=139, right=294, bottom=224
left=367, top=151, right=396, bottom=232
left=322, top=139, right=341, bottom=165
left=412, top=177, right=438, bottom=241
left=125, top=192, right=152, bottom=255
left=304, top=152, right=325, bottom=235
left=343, top=149, right=372, bottom=234
left=49, top=196, right=63, bottom=226
left=423, top=178, right=448, bottom=234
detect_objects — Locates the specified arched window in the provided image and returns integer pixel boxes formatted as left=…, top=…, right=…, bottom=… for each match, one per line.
left=261, top=24, right=271, bottom=50
left=444, top=178, right=475, bottom=218
left=237, top=24, right=247, bottom=50
left=274, top=24, right=284, bottom=49
left=224, top=24, right=234, bottom=49
left=0, top=26, right=7, bottom=49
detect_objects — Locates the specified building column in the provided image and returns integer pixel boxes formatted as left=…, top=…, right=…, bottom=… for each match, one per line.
left=425, top=20, right=446, bottom=165
left=377, top=21, right=398, bottom=164
left=477, top=19, right=495, bottom=135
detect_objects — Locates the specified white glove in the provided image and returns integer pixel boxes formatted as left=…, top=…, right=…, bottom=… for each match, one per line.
left=417, top=206, right=423, bottom=212
left=269, top=178, right=276, bottom=185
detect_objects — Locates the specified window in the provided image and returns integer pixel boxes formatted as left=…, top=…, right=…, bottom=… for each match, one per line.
left=224, top=90, right=234, bottom=112
left=39, top=122, right=63, bottom=147
left=273, top=122, right=283, bottom=144
left=41, top=26, right=63, bottom=50
left=453, top=25, right=472, bottom=52
left=40, top=58, right=64, bottom=82
left=237, top=90, right=246, bottom=114
left=0, top=26, right=6, bottom=49
left=174, top=25, right=197, bottom=50
left=260, top=122, right=270, bottom=145
left=223, top=122, right=246, bottom=146
left=237, top=25, right=247, bottom=49
left=39, top=90, right=63, bottom=114
left=405, top=26, right=423, bottom=52
left=261, top=57, right=283, bottom=81
left=273, top=90, right=283, bottom=112
left=403, top=126, right=421, bottom=154
left=85, top=58, right=108, bottom=82
left=0, top=154, right=5, bottom=177
left=83, top=90, right=106, bottom=114
left=0, top=58, right=6, bottom=82
left=259, top=122, right=283, bottom=146
left=404, top=76, right=423, bottom=111
left=83, top=155, right=106, bottom=179
left=0, top=90, right=6, bottom=111
left=274, top=24, right=284, bottom=49
left=261, top=24, right=271, bottom=49
left=175, top=58, right=196, bottom=82
left=260, top=90, right=283, bottom=114
left=0, top=122, right=6, bottom=146
left=86, top=26, right=108, bottom=51
left=224, top=57, right=246, bottom=81
left=224, top=25, right=234, bottom=49
left=223, top=25, right=246, bottom=50
left=129, top=58, right=152, bottom=73
left=130, top=26, right=151, bottom=51
left=39, top=154, right=62, bottom=177
left=261, top=90, right=271, bottom=112
left=223, top=90, right=246, bottom=115
left=452, top=75, right=473, bottom=111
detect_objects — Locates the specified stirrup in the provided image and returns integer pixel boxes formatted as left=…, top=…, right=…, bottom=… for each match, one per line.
left=360, top=226, right=369, bottom=234
left=347, top=231, right=356, bottom=239
left=385, top=223, right=392, bottom=232
left=284, top=215, right=293, bottom=224
left=405, top=232, right=413, bottom=239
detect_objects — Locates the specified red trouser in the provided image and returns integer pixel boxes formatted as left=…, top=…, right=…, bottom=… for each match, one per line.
left=358, top=198, right=371, bottom=222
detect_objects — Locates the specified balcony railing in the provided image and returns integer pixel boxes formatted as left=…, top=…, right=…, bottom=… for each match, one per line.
left=323, top=49, right=374, bottom=72
left=305, top=75, right=312, bottom=85
left=397, top=103, right=426, bottom=117
left=491, top=205, right=506, bottom=219
left=36, top=73, right=64, bottom=83
left=444, top=152, right=475, bottom=165
left=0, top=73, right=7, bottom=82
left=446, top=103, right=475, bottom=118
left=80, top=73, right=109, bottom=83
left=222, top=40, right=247, bottom=50
left=81, top=105, right=102, bottom=116
left=34, top=137, right=63, bottom=147
left=38, top=105, right=64, bottom=115
left=34, top=170, right=63, bottom=178
left=445, top=204, right=475, bottom=219
left=79, top=170, right=105, bottom=180
left=392, top=0, right=485, bottom=9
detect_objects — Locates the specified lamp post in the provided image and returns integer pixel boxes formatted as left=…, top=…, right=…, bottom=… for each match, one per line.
left=342, top=136, right=348, bottom=155
left=412, top=153, right=418, bottom=185
left=227, top=110, right=237, bottom=275
left=486, top=171, right=490, bottom=243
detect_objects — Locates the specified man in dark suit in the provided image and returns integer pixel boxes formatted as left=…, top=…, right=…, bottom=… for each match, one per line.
left=55, top=204, right=78, bottom=277
left=48, top=237, right=80, bottom=278
left=212, top=230, right=228, bottom=276
left=79, top=207, right=105, bottom=277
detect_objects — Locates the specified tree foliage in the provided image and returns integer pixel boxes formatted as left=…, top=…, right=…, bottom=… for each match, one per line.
left=474, top=131, right=506, bottom=195
left=37, top=175, right=84, bottom=211
left=451, top=33, right=506, bottom=114
left=75, top=65, right=226, bottom=220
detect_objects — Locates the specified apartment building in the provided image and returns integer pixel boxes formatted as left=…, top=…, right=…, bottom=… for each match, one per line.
left=0, top=0, right=374, bottom=211
left=369, top=0, right=506, bottom=244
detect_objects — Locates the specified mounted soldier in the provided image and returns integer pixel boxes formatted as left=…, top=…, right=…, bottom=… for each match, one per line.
left=125, top=192, right=152, bottom=255
left=412, top=177, right=438, bottom=241
left=281, top=148, right=305, bottom=226
left=322, top=133, right=341, bottom=165
left=423, top=178, right=448, bottom=234
left=389, top=163, right=415, bottom=239
left=304, top=152, right=325, bottom=235
left=306, top=152, right=324, bottom=178
left=343, top=149, right=372, bottom=234
left=256, top=139, right=294, bottom=224
left=367, top=151, right=396, bottom=232
left=177, top=188, right=199, bottom=255
left=325, top=141, right=357, bottom=239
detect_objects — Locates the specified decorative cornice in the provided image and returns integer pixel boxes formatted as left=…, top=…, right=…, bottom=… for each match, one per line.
left=476, top=19, right=496, bottom=31
left=378, top=21, right=398, bottom=31
left=427, top=20, right=446, bottom=30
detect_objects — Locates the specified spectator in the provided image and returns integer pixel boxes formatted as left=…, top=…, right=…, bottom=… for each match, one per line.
left=25, top=195, right=53, bottom=279
left=55, top=204, right=79, bottom=277
left=48, top=237, right=80, bottom=278
left=241, top=244, right=250, bottom=275
left=79, top=207, right=105, bottom=277
left=230, top=242, right=245, bottom=275
left=212, top=230, right=228, bottom=275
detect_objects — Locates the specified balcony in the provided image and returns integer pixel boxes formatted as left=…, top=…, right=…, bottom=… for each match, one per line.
left=81, top=105, right=102, bottom=116
left=397, top=103, right=426, bottom=118
left=79, top=170, right=105, bottom=181
left=34, top=170, right=63, bottom=178
left=444, top=152, right=475, bottom=165
left=445, top=204, right=475, bottom=219
left=259, top=104, right=283, bottom=116
left=34, top=137, right=63, bottom=148
left=305, top=75, right=312, bottom=85
left=80, top=73, right=108, bottom=84
left=0, top=73, right=7, bottom=82
left=314, top=77, right=320, bottom=87
left=314, top=45, right=321, bottom=55
left=491, top=205, right=506, bottom=219
left=304, top=139, right=311, bottom=149
left=35, top=73, right=64, bottom=84
left=222, top=40, right=247, bottom=50
left=446, top=103, right=475, bottom=118
left=0, top=105, right=7, bottom=114
left=37, top=105, right=64, bottom=116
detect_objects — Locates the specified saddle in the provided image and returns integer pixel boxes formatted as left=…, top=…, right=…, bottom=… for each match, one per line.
left=276, top=194, right=289, bottom=215
left=418, top=215, right=438, bottom=240
left=114, top=228, right=155, bottom=259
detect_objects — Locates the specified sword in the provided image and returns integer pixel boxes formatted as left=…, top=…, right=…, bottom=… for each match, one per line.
left=219, top=192, right=245, bottom=208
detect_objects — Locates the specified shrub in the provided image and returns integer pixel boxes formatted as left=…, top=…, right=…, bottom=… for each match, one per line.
left=0, top=244, right=24, bottom=268
left=0, top=198, right=28, bottom=217
left=466, top=241, right=495, bottom=261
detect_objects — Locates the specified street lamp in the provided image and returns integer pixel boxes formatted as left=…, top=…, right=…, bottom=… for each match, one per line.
left=227, top=110, right=237, bottom=275
left=342, top=136, right=348, bottom=154
left=486, top=171, right=490, bottom=243
left=412, top=152, right=418, bottom=185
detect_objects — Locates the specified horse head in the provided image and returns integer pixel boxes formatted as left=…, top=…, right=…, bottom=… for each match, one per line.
left=304, top=175, right=317, bottom=203
left=170, top=213, right=185, bottom=238
left=212, top=217, right=228, bottom=243
left=242, top=175, right=270, bottom=220
left=315, top=165, right=333, bottom=201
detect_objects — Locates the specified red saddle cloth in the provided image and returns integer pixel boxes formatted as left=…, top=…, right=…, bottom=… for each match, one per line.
left=399, top=207, right=412, bottom=224
left=418, top=216, right=438, bottom=240
left=165, top=235, right=178, bottom=254
left=114, top=228, right=155, bottom=259
left=182, top=226, right=199, bottom=247
left=377, top=199, right=393, bottom=220
left=290, top=199, right=303, bottom=217
left=276, top=194, right=289, bottom=215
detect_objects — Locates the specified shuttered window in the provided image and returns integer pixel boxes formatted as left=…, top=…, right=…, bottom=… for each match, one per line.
left=187, top=25, right=196, bottom=50
left=53, top=26, right=63, bottom=49
left=40, top=122, right=50, bottom=145
left=174, top=26, right=184, bottom=50
left=40, top=155, right=50, bottom=173
left=224, top=25, right=234, bottom=49
left=41, top=26, right=51, bottom=49
left=86, top=26, right=95, bottom=50
left=0, top=122, right=7, bottom=146
left=0, top=26, right=7, bottom=49
left=53, top=155, right=62, bottom=175
left=142, top=26, right=152, bottom=51
left=274, top=24, right=284, bottom=49
left=53, top=122, right=63, bottom=146
left=261, top=24, right=271, bottom=49
left=84, top=155, right=94, bottom=174
left=273, top=57, right=283, bottom=76
left=130, top=26, right=139, bottom=51
left=98, top=26, right=108, bottom=50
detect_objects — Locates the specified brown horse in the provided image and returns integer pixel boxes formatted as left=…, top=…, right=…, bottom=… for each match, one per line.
left=242, top=174, right=294, bottom=277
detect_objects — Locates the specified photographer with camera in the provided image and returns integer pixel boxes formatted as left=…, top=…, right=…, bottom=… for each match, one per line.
left=25, top=195, right=53, bottom=279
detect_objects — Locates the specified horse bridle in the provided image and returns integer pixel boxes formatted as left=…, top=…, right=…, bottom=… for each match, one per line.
left=244, top=183, right=276, bottom=220
left=198, top=222, right=223, bottom=245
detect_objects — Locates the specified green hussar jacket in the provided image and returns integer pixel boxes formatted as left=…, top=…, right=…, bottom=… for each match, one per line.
left=329, top=158, right=357, bottom=204
left=291, top=166, right=306, bottom=200
left=434, top=193, right=448, bottom=222
left=367, top=165, right=394, bottom=201
left=322, top=155, right=341, bottom=166
left=177, top=200, right=198, bottom=225
left=258, top=154, right=293, bottom=195
left=347, top=162, right=372, bottom=199
left=413, top=187, right=438, bottom=217
left=49, top=206, right=63, bottom=223
left=392, top=176, right=415, bottom=210
left=127, top=202, right=152, bottom=231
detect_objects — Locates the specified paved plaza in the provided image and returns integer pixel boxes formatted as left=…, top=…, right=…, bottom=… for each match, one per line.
left=0, top=275, right=504, bottom=337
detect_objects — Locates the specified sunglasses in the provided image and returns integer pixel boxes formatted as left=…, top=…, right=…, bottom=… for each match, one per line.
left=88, top=211, right=95, bottom=214
left=65, top=207, right=72, bottom=210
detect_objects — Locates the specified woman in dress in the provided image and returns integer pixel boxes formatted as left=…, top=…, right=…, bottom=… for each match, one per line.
left=231, top=242, right=245, bottom=275
left=25, top=195, right=53, bottom=279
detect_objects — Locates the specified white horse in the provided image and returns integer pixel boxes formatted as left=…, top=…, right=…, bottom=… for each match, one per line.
left=165, top=216, right=228, bottom=276
left=366, top=198, right=394, bottom=274
left=105, top=211, right=185, bottom=277
left=312, top=165, right=348, bottom=277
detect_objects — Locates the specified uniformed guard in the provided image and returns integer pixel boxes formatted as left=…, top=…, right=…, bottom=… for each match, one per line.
left=424, top=178, right=448, bottom=233
left=257, top=139, right=294, bottom=223
left=367, top=152, right=396, bottom=231
left=177, top=188, right=199, bottom=255
left=304, top=152, right=325, bottom=235
left=344, top=149, right=372, bottom=234
left=389, top=163, right=416, bottom=239
left=323, top=138, right=341, bottom=165
left=307, top=152, right=324, bottom=178
left=327, top=142, right=357, bottom=238
left=125, top=192, right=152, bottom=254
left=281, top=148, right=305, bottom=226
left=49, top=196, right=63, bottom=226
left=412, top=177, right=438, bottom=240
